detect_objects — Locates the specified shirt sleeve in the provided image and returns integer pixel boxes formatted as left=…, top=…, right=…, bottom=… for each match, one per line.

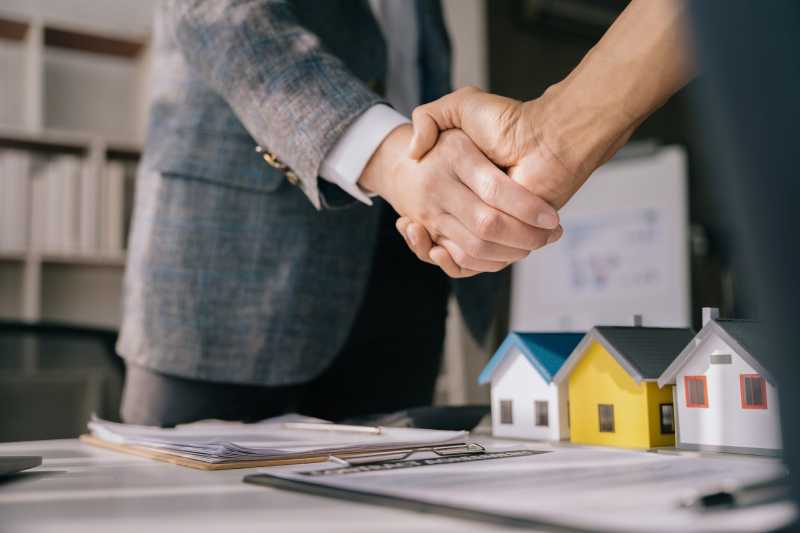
left=319, top=104, right=410, bottom=205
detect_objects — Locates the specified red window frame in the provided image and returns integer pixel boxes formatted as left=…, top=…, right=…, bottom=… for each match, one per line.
left=740, top=374, right=768, bottom=409
left=684, top=375, right=708, bottom=408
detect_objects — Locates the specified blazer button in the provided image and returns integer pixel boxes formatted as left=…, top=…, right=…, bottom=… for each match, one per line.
left=286, top=172, right=300, bottom=186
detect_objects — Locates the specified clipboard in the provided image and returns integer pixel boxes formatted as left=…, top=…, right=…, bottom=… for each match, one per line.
left=244, top=468, right=577, bottom=532
left=244, top=445, right=796, bottom=533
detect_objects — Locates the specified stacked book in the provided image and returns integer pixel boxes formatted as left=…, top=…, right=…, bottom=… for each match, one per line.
left=0, top=148, right=137, bottom=256
left=0, top=150, right=31, bottom=254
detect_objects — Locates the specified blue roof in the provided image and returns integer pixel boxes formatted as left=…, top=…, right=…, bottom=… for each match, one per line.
left=478, top=332, right=584, bottom=385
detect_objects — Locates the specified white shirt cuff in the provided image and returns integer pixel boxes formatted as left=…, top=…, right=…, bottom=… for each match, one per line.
left=319, top=104, right=410, bottom=205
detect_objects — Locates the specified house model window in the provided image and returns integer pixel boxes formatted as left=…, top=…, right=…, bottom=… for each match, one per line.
left=500, top=399, right=513, bottom=424
left=598, top=404, right=614, bottom=432
left=684, top=375, right=708, bottom=408
left=740, top=374, right=768, bottom=409
left=659, top=403, right=675, bottom=434
left=534, top=401, right=549, bottom=427
left=710, top=353, right=732, bottom=365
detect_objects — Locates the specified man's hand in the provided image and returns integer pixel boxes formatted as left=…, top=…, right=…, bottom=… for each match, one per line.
left=394, top=215, right=563, bottom=278
left=399, top=83, right=639, bottom=271
left=400, top=0, right=693, bottom=275
left=408, top=0, right=692, bottom=207
left=408, top=85, right=631, bottom=210
left=398, top=86, right=594, bottom=274
left=359, top=124, right=561, bottom=276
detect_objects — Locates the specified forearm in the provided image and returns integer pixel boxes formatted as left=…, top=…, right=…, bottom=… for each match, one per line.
left=358, top=124, right=412, bottom=205
left=571, top=0, right=693, bottom=124
left=319, top=105, right=409, bottom=207
left=536, top=0, right=694, bottom=177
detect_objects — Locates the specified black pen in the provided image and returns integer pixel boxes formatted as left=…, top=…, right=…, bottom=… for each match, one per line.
left=682, top=474, right=791, bottom=510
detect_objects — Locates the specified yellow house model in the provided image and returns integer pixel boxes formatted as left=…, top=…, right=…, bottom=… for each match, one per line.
left=552, top=324, right=695, bottom=449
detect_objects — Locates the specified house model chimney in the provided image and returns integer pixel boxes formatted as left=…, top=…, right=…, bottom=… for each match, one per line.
left=633, top=314, right=643, bottom=327
left=702, top=307, right=720, bottom=326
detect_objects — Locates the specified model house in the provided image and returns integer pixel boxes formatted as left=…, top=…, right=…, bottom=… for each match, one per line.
left=478, top=332, right=583, bottom=441
left=658, top=308, right=781, bottom=455
left=553, top=319, right=695, bottom=449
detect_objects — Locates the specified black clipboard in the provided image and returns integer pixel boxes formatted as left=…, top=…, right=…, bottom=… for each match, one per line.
left=244, top=447, right=797, bottom=533
left=244, top=472, right=589, bottom=532
left=244, top=448, right=596, bottom=533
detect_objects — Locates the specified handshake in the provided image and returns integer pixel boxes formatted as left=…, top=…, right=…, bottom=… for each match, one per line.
left=358, top=85, right=632, bottom=278
left=357, top=0, right=691, bottom=278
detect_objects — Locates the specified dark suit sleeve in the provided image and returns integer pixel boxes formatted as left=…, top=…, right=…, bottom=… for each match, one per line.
left=165, top=0, right=381, bottom=208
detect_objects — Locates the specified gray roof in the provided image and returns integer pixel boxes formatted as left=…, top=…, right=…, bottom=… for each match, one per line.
left=594, top=326, right=696, bottom=379
left=658, top=319, right=774, bottom=387
left=554, top=326, right=696, bottom=384
left=715, top=320, right=770, bottom=363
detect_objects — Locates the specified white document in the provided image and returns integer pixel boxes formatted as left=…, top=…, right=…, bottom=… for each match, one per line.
left=41, top=155, right=79, bottom=253
left=101, top=161, right=125, bottom=254
left=263, top=445, right=795, bottom=532
left=88, top=415, right=467, bottom=464
left=79, top=158, right=99, bottom=253
left=0, top=151, right=10, bottom=252
left=60, top=155, right=80, bottom=252
left=0, top=150, right=31, bottom=253
left=30, top=156, right=48, bottom=252
left=0, top=153, right=8, bottom=252
left=15, top=151, right=31, bottom=252
left=44, top=157, right=62, bottom=252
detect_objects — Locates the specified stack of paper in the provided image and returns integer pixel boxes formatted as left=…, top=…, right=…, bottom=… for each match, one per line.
left=88, top=415, right=467, bottom=464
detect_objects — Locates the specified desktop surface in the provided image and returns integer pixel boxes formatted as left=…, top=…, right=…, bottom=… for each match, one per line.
left=0, top=438, right=518, bottom=533
left=0, top=456, right=42, bottom=476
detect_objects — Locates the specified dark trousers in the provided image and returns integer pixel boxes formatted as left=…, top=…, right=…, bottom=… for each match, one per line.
left=121, top=203, right=451, bottom=426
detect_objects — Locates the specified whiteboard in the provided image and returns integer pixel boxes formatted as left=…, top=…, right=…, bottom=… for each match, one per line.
left=510, top=145, right=690, bottom=331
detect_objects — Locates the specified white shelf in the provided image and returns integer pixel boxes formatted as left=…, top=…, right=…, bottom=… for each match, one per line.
left=0, top=250, right=27, bottom=262
left=40, top=252, right=126, bottom=267
left=0, top=124, right=142, bottom=154
left=0, top=13, right=148, bottom=329
left=0, top=12, right=150, bottom=141
left=0, top=250, right=127, bottom=267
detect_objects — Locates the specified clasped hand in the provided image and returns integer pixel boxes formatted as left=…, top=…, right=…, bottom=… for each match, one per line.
left=371, top=0, right=691, bottom=278
left=360, top=86, right=603, bottom=278
left=358, top=118, right=562, bottom=277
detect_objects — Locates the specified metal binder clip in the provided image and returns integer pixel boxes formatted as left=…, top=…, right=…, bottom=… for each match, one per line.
left=328, top=442, right=486, bottom=467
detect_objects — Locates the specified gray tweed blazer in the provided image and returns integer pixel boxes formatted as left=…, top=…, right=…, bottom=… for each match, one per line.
left=117, top=0, right=502, bottom=386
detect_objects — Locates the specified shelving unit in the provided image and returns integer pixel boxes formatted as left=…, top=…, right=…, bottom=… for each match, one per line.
left=0, top=13, right=149, bottom=328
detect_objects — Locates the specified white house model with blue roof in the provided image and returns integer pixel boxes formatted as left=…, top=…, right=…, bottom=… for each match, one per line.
left=479, top=332, right=583, bottom=441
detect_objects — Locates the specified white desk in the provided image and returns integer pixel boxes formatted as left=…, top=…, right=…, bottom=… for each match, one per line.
left=0, top=439, right=520, bottom=533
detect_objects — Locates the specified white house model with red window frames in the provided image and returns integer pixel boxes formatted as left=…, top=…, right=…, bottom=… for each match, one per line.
left=657, top=308, right=781, bottom=455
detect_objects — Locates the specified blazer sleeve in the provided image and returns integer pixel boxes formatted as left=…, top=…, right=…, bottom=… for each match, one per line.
left=165, top=0, right=382, bottom=209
